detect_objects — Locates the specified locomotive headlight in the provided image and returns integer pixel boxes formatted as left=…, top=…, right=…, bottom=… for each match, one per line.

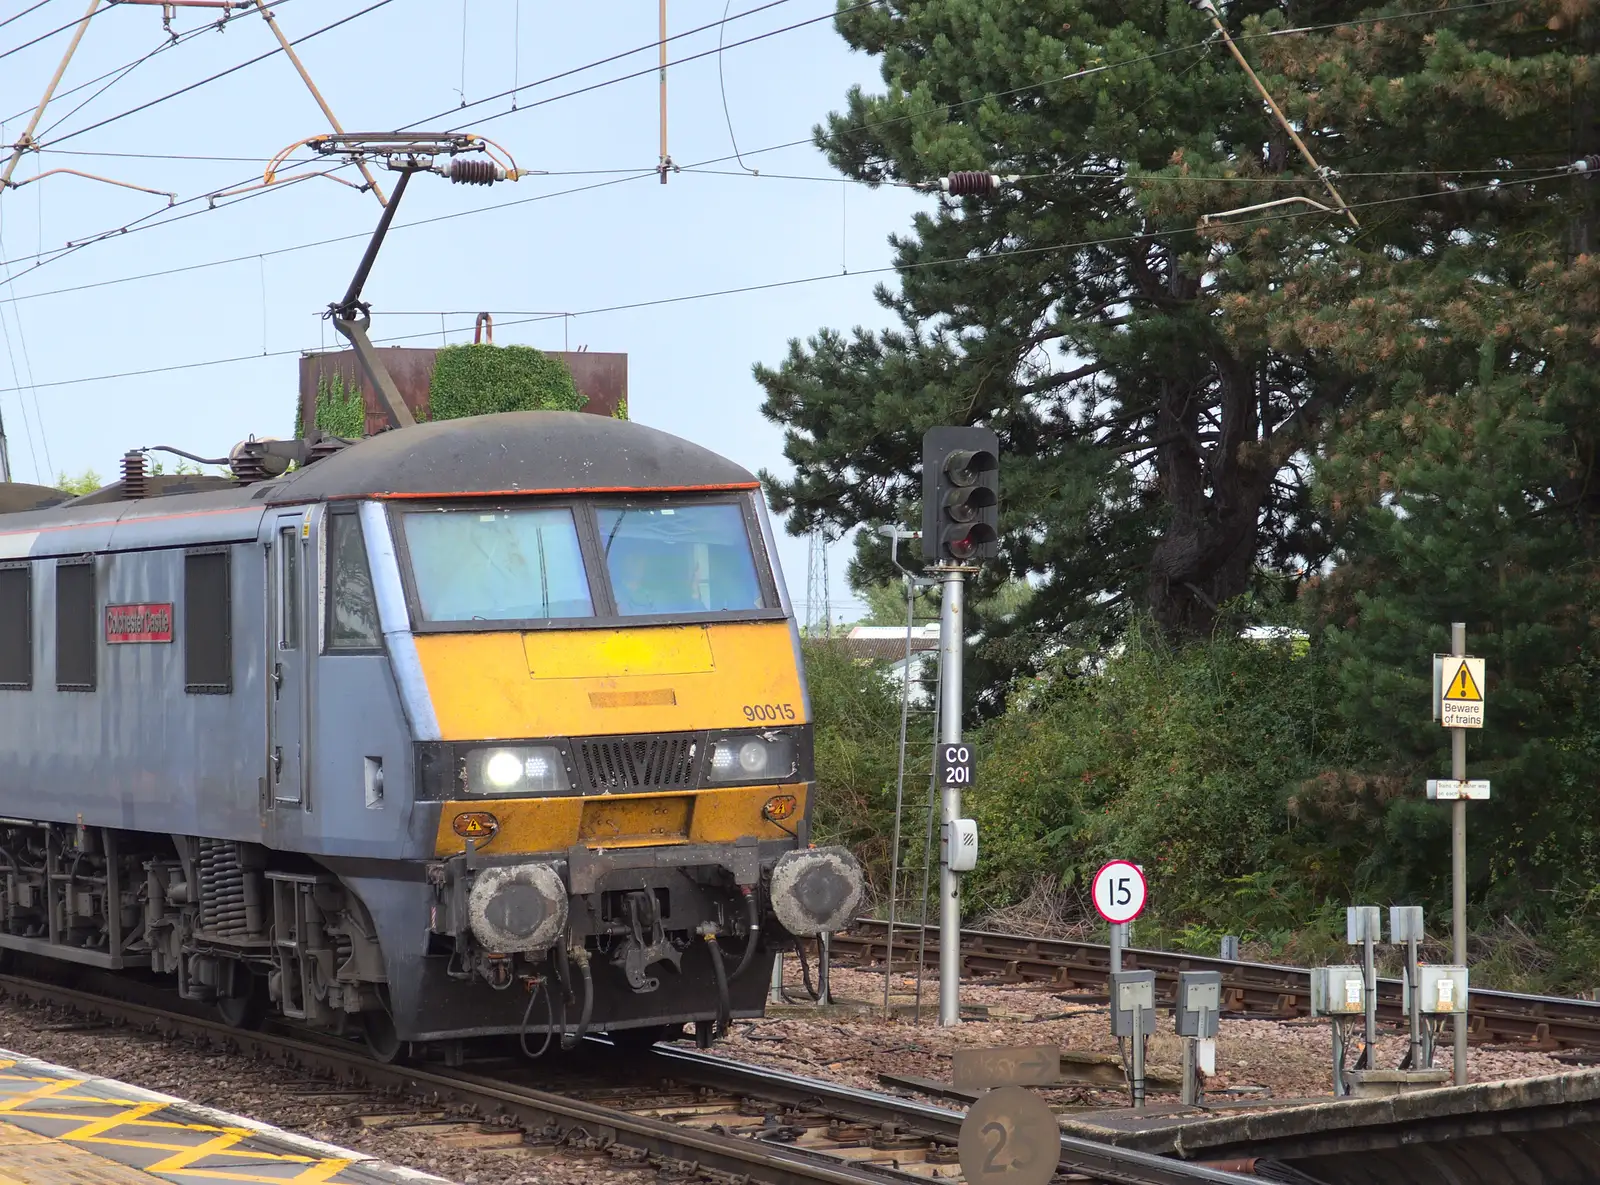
left=484, top=751, right=523, bottom=789
left=706, top=732, right=797, bottom=784
left=738, top=741, right=768, bottom=773
left=464, top=745, right=570, bottom=796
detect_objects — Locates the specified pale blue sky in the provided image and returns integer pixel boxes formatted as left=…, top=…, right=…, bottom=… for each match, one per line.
left=0, top=0, right=924, bottom=621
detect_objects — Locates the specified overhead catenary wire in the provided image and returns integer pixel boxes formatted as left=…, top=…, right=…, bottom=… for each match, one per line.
left=0, top=128, right=1566, bottom=305
left=0, top=161, right=648, bottom=293
left=27, top=0, right=399, bottom=150
left=0, top=288, right=41, bottom=482
left=0, top=1, right=58, bottom=35
left=717, top=0, right=760, bottom=176
left=1, top=0, right=303, bottom=129
left=0, top=0, right=1543, bottom=296
left=438, top=2, right=879, bottom=136
left=0, top=0, right=362, bottom=282
left=0, top=168, right=1576, bottom=399
left=396, top=0, right=800, bottom=132
left=0, top=0, right=1548, bottom=290
left=0, top=0, right=814, bottom=280
left=0, top=0, right=122, bottom=67
left=0, top=246, right=50, bottom=481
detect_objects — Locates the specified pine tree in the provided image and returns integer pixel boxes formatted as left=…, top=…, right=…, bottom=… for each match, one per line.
left=756, top=0, right=1596, bottom=698
left=756, top=0, right=1363, bottom=661
left=1284, top=2, right=1600, bottom=925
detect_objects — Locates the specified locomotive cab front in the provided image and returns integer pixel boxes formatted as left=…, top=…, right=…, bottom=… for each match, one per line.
left=319, top=419, right=864, bottom=1049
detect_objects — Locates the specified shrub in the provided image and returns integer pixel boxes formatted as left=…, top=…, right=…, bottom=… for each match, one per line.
left=427, top=344, right=584, bottom=420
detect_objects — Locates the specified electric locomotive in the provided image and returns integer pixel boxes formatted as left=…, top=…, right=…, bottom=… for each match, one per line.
left=0, top=411, right=863, bottom=1056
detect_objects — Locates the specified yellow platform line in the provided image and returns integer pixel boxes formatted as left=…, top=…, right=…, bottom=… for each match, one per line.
left=0, top=1077, right=365, bottom=1183
left=164, top=1167, right=357, bottom=1185
left=289, top=1160, right=358, bottom=1183
left=0, top=1078, right=81, bottom=1110
left=1, top=1108, right=277, bottom=1139
left=142, top=1128, right=248, bottom=1172
left=59, top=1099, right=167, bottom=1139
left=2, top=1105, right=271, bottom=1136
left=79, top=1133, right=315, bottom=1161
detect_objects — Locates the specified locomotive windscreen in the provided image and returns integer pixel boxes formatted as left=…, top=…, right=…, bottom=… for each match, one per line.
left=597, top=503, right=764, bottom=615
left=397, top=498, right=768, bottom=624
left=404, top=507, right=596, bottom=622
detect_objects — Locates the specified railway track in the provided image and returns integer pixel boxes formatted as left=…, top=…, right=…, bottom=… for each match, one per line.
left=0, top=970, right=1254, bottom=1185
left=833, top=919, right=1600, bottom=1051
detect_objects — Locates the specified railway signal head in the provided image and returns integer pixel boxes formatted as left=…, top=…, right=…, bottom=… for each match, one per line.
left=922, top=426, right=1000, bottom=564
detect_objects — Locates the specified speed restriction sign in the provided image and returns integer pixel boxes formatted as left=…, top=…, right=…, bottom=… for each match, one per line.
left=1092, top=860, right=1147, bottom=925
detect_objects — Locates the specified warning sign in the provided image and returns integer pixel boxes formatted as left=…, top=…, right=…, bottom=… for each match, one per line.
left=1439, top=656, right=1485, bottom=729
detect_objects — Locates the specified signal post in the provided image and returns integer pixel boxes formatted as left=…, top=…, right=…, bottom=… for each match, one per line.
left=921, top=427, right=1000, bottom=1027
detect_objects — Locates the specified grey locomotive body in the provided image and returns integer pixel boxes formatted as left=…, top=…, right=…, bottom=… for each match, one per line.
left=0, top=412, right=862, bottom=1054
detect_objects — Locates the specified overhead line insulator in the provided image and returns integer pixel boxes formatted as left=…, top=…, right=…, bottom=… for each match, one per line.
left=448, top=157, right=501, bottom=185
left=940, top=171, right=1006, bottom=196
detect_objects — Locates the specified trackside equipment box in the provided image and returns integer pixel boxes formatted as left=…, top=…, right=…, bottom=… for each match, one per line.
left=1311, top=966, right=1367, bottom=1016
left=1417, top=966, right=1469, bottom=1014
left=1175, top=970, right=1222, bottom=1038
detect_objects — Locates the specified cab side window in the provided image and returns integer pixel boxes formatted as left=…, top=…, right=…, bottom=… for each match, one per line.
left=55, top=560, right=96, bottom=692
left=327, top=511, right=380, bottom=650
left=0, top=565, right=30, bottom=689
left=185, top=549, right=232, bottom=694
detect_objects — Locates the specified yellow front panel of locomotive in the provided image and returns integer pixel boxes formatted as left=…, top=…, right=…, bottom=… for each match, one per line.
left=412, top=620, right=806, bottom=740
left=432, top=783, right=809, bottom=856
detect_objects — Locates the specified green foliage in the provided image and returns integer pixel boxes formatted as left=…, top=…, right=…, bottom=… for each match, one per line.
left=312, top=374, right=367, bottom=439
left=56, top=469, right=102, bottom=496
left=613, top=398, right=628, bottom=421
left=800, top=638, right=920, bottom=893
left=785, top=0, right=1600, bottom=988
left=758, top=0, right=1596, bottom=691
left=803, top=610, right=1600, bottom=989
left=852, top=579, right=1031, bottom=629
left=427, top=344, right=585, bottom=421
left=756, top=0, right=1356, bottom=656
left=965, top=622, right=1366, bottom=924
left=149, top=459, right=205, bottom=477
left=1309, top=336, right=1600, bottom=938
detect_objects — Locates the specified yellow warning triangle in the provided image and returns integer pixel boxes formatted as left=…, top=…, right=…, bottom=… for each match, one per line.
left=1444, top=662, right=1482, bottom=702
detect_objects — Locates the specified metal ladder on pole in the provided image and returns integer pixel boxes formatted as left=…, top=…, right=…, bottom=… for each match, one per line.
left=880, top=527, right=943, bottom=1021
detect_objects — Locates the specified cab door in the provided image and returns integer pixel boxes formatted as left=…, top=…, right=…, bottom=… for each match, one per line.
left=267, top=512, right=308, bottom=807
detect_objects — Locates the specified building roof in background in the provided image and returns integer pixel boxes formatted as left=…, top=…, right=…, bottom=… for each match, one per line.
left=817, top=623, right=940, bottom=661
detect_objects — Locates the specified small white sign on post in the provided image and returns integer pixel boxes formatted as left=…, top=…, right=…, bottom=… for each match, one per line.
left=1438, top=656, right=1486, bottom=729
left=1092, top=860, right=1148, bottom=926
left=1427, top=779, right=1491, bottom=801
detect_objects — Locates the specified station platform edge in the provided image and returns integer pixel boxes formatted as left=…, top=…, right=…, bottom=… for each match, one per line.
left=0, top=1048, right=449, bottom=1185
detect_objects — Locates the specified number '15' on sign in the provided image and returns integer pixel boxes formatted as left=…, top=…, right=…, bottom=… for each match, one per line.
left=1092, top=860, right=1147, bottom=925
left=939, top=743, right=974, bottom=789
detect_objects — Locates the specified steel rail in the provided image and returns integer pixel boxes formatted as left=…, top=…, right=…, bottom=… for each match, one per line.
left=649, top=1044, right=1257, bottom=1185
left=835, top=920, right=1600, bottom=1050
left=0, top=970, right=1257, bottom=1184
left=0, top=973, right=907, bottom=1185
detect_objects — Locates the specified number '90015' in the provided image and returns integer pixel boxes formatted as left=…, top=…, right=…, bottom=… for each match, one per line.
left=743, top=703, right=796, bottom=722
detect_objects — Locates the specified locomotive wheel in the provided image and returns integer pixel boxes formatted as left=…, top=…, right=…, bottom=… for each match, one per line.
left=216, top=976, right=267, bottom=1030
left=362, top=1009, right=405, bottom=1064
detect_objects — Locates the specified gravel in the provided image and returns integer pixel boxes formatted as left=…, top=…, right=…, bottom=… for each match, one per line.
left=0, top=998, right=649, bottom=1185
left=0, top=961, right=1572, bottom=1182
left=717, top=961, right=1571, bottom=1107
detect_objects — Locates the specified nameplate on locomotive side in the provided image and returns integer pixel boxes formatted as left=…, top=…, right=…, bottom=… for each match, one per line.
left=105, top=603, right=174, bottom=644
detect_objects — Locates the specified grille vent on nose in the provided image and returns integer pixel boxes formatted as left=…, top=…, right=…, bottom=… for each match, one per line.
left=576, top=734, right=699, bottom=793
